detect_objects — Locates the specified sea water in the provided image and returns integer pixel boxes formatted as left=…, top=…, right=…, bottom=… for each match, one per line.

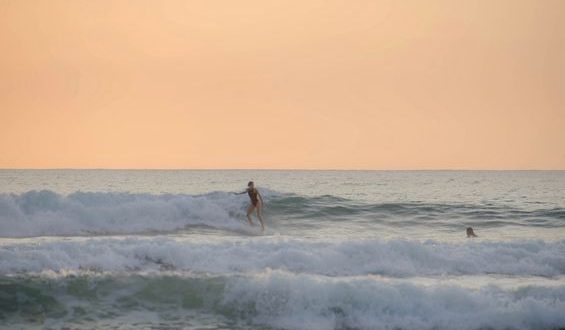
left=0, top=170, right=564, bottom=329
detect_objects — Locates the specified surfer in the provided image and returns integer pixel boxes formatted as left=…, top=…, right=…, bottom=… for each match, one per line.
left=235, top=181, right=265, bottom=231
left=466, top=227, right=478, bottom=238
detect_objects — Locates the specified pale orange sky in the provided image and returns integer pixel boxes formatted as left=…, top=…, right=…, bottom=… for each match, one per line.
left=1, top=0, right=564, bottom=169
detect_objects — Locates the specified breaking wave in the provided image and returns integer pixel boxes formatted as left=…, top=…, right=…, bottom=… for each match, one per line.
left=1, top=272, right=564, bottom=330
left=0, top=190, right=254, bottom=237
left=1, top=237, right=564, bottom=277
left=0, top=190, right=563, bottom=238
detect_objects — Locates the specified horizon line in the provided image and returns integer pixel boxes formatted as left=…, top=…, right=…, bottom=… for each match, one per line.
left=1, top=168, right=564, bottom=172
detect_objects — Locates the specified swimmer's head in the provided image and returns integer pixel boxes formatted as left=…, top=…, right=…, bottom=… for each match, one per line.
left=466, top=227, right=477, bottom=237
left=248, top=181, right=254, bottom=188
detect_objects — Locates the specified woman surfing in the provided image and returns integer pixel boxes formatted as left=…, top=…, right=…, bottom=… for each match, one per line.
left=235, top=181, right=265, bottom=232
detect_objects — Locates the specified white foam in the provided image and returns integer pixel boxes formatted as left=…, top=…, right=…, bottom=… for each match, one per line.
left=224, top=270, right=565, bottom=330
left=0, top=190, right=274, bottom=237
left=5, top=270, right=563, bottom=330
left=1, top=237, right=564, bottom=277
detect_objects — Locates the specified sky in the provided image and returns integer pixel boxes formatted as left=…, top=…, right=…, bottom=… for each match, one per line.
left=1, top=0, right=564, bottom=170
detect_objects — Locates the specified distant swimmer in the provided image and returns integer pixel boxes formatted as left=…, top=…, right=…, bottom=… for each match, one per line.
left=466, top=227, right=478, bottom=238
left=235, top=181, right=265, bottom=232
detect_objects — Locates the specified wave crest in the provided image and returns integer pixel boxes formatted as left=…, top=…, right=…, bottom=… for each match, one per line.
left=0, top=190, right=258, bottom=237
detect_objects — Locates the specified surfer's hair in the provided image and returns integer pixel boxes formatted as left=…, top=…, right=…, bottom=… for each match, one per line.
left=248, top=181, right=254, bottom=187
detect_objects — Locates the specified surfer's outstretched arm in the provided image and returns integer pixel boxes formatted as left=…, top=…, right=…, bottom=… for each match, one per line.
left=234, top=190, right=247, bottom=195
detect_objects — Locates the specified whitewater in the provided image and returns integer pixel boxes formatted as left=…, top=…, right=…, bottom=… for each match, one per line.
left=0, top=170, right=564, bottom=329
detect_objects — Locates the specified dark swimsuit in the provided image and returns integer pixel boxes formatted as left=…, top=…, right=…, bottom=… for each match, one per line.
left=247, top=188, right=259, bottom=206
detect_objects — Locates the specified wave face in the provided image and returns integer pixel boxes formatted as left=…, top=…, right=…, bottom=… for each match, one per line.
left=1, top=272, right=565, bottom=330
left=1, top=190, right=564, bottom=238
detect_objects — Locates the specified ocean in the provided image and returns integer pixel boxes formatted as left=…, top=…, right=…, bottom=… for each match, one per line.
left=0, top=170, right=564, bottom=329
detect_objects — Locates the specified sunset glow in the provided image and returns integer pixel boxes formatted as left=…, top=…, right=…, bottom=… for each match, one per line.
left=1, top=0, right=564, bottom=169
